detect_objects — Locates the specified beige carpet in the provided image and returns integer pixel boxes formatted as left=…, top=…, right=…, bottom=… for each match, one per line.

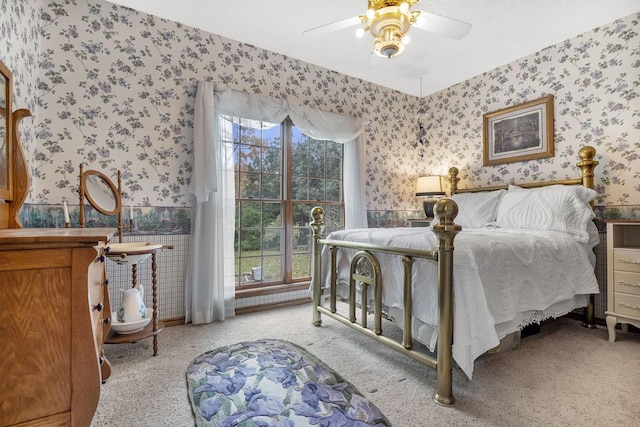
left=91, top=304, right=640, bottom=427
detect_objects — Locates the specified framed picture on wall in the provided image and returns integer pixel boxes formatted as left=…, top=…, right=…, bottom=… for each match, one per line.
left=483, top=95, right=554, bottom=166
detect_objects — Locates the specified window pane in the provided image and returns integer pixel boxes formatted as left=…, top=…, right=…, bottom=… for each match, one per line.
left=326, top=141, right=342, bottom=157
left=262, top=147, right=281, bottom=174
left=291, top=151, right=308, bottom=176
left=262, top=255, right=282, bottom=282
left=263, top=202, right=282, bottom=227
left=292, top=252, right=311, bottom=280
left=326, top=157, right=342, bottom=179
left=234, top=202, right=239, bottom=229
left=231, top=144, right=239, bottom=170
left=239, top=124, right=264, bottom=146
left=309, top=178, right=325, bottom=201
left=261, top=174, right=281, bottom=199
left=292, top=227, right=311, bottom=252
left=292, top=176, right=308, bottom=200
left=324, top=204, right=344, bottom=233
left=240, top=201, right=262, bottom=227
left=239, top=229, right=261, bottom=252
left=291, top=128, right=309, bottom=150
left=238, top=257, right=261, bottom=285
left=239, top=172, right=260, bottom=199
left=293, top=203, right=314, bottom=226
left=261, top=125, right=282, bottom=148
left=326, top=180, right=342, bottom=202
left=263, top=229, right=282, bottom=252
left=239, top=145, right=261, bottom=172
left=310, top=140, right=325, bottom=155
left=308, top=153, right=325, bottom=178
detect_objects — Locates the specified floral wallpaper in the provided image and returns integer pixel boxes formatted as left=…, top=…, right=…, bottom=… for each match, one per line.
left=412, top=12, right=639, bottom=210
left=0, top=0, right=39, bottom=159
left=33, top=0, right=417, bottom=211
left=1, top=0, right=639, bottom=224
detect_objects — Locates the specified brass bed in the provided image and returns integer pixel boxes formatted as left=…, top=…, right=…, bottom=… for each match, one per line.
left=309, top=145, right=599, bottom=406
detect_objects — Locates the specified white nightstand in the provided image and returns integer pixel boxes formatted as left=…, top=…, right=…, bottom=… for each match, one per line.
left=408, top=219, right=431, bottom=227
left=605, top=221, right=640, bottom=342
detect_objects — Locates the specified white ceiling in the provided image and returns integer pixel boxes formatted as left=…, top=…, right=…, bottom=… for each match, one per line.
left=104, top=0, right=639, bottom=97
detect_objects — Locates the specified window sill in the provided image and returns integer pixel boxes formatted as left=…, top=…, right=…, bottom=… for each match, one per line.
left=235, top=282, right=310, bottom=299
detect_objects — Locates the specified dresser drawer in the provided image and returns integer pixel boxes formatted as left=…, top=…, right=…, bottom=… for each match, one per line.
left=613, top=249, right=640, bottom=273
left=613, top=292, right=640, bottom=319
left=614, top=270, right=640, bottom=296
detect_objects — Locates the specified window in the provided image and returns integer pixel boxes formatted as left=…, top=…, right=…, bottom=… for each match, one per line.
left=227, top=116, right=344, bottom=288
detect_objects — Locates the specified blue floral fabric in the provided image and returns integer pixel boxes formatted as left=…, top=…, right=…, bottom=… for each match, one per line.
left=186, top=339, right=391, bottom=426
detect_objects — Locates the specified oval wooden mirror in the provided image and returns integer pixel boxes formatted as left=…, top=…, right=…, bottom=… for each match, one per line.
left=79, top=164, right=123, bottom=241
left=81, top=169, right=120, bottom=216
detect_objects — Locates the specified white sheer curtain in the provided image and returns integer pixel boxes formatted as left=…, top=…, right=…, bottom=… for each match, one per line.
left=186, top=81, right=368, bottom=324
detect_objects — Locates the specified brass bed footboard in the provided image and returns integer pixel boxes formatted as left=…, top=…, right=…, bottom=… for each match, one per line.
left=309, top=199, right=461, bottom=405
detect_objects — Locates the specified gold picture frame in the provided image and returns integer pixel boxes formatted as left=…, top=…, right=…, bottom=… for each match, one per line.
left=483, top=95, right=554, bottom=166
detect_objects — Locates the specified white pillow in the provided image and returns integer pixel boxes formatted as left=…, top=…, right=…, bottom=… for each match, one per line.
left=496, top=184, right=597, bottom=243
left=433, top=189, right=506, bottom=228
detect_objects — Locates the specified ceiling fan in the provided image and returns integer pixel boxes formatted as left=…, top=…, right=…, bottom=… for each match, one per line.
left=303, top=0, right=472, bottom=59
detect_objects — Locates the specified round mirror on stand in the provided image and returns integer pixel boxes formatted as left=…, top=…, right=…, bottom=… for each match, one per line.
left=79, top=164, right=124, bottom=241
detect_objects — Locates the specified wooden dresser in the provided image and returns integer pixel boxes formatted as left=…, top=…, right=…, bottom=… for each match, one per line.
left=0, top=228, right=116, bottom=427
left=605, top=221, right=640, bottom=343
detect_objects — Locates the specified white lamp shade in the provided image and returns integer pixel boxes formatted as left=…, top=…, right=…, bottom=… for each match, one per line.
left=415, top=175, right=445, bottom=196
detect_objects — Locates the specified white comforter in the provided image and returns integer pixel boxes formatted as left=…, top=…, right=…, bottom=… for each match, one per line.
left=317, top=227, right=599, bottom=379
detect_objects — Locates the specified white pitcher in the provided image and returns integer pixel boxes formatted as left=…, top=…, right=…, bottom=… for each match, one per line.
left=118, top=283, right=147, bottom=323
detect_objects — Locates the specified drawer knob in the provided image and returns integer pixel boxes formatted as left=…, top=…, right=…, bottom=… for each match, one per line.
left=99, top=356, right=104, bottom=365
left=93, top=302, right=104, bottom=312
left=96, top=255, right=105, bottom=263
left=104, top=317, right=111, bottom=325
left=104, top=279, right=109, bottom=286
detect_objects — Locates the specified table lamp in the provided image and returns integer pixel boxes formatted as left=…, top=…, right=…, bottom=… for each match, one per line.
left=415, top=175, right=445, bottom=218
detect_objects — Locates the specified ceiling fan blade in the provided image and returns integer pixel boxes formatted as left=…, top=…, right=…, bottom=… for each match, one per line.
left=413, top=11, right=472, bottom=40
left=303, top=15, right=362, bottom=36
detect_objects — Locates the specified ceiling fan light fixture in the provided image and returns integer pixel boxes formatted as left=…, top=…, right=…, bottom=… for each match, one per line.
left=361, top=0, right=420, bottom=58
left=373, top=24, right=405, bottom=58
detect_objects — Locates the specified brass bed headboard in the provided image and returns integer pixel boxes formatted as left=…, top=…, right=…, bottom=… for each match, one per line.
left=448, top=145, right=598, bottom=197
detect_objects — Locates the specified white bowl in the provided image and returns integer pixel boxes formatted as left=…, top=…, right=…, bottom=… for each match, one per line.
left=109, top=311, right=152, bottom=334
left=105, top=242, right=163, bottom=265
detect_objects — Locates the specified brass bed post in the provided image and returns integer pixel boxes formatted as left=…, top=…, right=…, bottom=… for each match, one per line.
left=310, top=206, right=326, bottom=326
left=576, top=145, right=599, bottom=329
left=431, top=198, right=461, bottom=406
left=447, top=167, right=460, bottom=195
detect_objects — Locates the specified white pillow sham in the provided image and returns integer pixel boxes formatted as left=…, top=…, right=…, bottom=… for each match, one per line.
left=432, top=189, right=506, bottom=228
left=496, top=184, right=597, bottom=243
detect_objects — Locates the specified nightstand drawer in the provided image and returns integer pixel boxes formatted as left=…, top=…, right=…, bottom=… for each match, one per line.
left=613, top=292, right=640, bottom=319
left=614, top=270, right=640, bottom=296
left=613, top=249, right=640, bottom=273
